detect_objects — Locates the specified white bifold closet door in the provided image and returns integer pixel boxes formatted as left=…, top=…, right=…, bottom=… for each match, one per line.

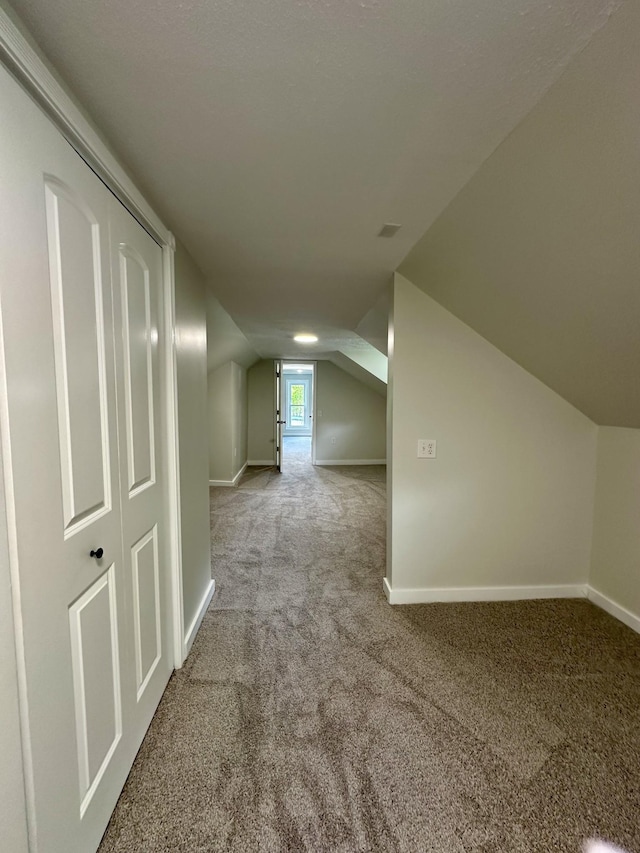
left=0, top=64, right=172, bottom=853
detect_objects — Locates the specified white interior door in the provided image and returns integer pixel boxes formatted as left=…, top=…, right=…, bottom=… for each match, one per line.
left=109, top=197, right=172, bottom=751
left=0, top=64, right=170, bottom=852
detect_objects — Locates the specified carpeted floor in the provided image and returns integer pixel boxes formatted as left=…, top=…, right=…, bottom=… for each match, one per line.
left=99, top=441, right=640, bottom=853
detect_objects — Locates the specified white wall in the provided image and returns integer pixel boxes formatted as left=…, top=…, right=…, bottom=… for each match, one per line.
left=232, top=361, right=247, bottom=479
left=0, top=455, right=29, bottom=853
left=315, top=361, right=386, bottom=464
left=174, top=242, right=212, bottom=635
left=589, top=428, right=640, bottom=627
left=398, top=0, right=640, bottom=428
left=208, top=360, right=248, bottom=483
left=247, top=359, right=275, bottom=464
left=387, top=273, right=598, bottom=601
left=206, top=290, right=258, bottom=373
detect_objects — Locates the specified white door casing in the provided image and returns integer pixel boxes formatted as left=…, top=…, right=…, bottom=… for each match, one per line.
left=274, top=359, right=283, bottom=472
left=0, top=63, right=171, bottom=852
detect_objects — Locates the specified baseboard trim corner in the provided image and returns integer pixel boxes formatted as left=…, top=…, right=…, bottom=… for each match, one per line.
left=383, top=582, right=588, bottom=605
left=587, top=585, right=640, bottom=635
left=383, top=577, right=392, bottom=602
left=209, top=461, right=248, bottom=488
left=183, top=578, right=215, bottom=660
left=232, top=461, right=248, bottom=486
left=315, top=459, right=387, bottom=466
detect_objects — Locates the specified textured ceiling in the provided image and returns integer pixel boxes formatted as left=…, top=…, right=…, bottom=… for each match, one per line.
left=6, top=0, right=620, bottom=362
left=400, top=0, right=639, bottom=427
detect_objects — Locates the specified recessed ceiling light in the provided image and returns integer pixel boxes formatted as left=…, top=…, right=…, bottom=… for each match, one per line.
left=294, top=334, right=318, bottom=343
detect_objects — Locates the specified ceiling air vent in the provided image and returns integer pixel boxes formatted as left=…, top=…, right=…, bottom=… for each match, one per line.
left=378, top=223, right=402, bottom=238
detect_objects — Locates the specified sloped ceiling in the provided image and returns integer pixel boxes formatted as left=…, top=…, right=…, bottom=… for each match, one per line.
left=6, top=0, right=637, bottom=424
left=206, top=291, right=259, bottom=373
left=5, top=0, right=621, bottom=365
left=400, top=0, right=639, bottom=427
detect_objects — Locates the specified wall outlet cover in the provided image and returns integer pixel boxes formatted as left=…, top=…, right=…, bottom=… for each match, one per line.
left=418, top=439, right=436, bottom=458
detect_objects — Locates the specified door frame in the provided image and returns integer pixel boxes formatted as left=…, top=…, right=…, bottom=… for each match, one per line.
left=0, top=16, right=187, bottom=846
left=280, top=361, right=317, bottom=464
left=283, top=373, right=312, bottom=436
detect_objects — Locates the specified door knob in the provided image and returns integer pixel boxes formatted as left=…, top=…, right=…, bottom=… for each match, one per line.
left=89, top=548, right=104, bottom=559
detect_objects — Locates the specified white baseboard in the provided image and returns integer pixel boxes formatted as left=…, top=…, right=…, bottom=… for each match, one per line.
left=382, top=580, right=640, bottom=637
left=587, top=585, right=640, bottom=635
left=183, top=579, right=215, bottom=659
left=233, top=461, right=248, bottom=485
left=315, top=459, right=387, bottom=466
left=209, top=461, right=248, bottom=488
left=383, top=578, right=587, bottom=605
left=247, top=459, right=275, bottom=466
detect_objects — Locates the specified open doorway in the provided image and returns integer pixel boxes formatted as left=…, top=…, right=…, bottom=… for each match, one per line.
left=278, top=362, right=315, bottom=470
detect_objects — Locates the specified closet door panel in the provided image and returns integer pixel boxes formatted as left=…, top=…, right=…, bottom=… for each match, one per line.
left=131, top=525, right=162, bottom=698
left=0, top=64, right=169, bottom=853
left=45, top=179, right=112, bottom=531
left=109, top=197, right=172, bottom=756
left=120, top=247, right=155, bottom=495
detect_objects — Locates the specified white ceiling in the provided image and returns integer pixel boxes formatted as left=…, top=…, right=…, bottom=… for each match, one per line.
left=6, top=0, right=620, bottom=363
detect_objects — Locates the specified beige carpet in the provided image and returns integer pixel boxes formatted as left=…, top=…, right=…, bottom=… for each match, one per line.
left=99, top=441, right=640, bottom=852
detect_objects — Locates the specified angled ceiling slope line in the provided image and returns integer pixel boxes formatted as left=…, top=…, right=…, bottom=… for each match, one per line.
left=4, top=0, right=622, bottom=360
left=329, top=352, right=387, bottom=397
left=398, top=0, right=638, bottom=427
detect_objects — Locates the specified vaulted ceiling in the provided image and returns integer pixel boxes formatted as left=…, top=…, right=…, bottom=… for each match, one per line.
left=6, top=0, right=635, bottom=423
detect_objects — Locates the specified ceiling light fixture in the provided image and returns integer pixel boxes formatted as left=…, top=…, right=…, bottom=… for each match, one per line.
left=294, top=334, right=318, bottom=343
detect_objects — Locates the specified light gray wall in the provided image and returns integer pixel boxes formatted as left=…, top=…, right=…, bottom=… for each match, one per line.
left=247, top=359, right=275, bottom=464
left=328, top=351, right=386, bottom=396
left=209, top=362, right=233, bottom=482
left=206, top=289, right=254, bottom=483
left=355, top=286, right=390, bottom=355
left=208, top=360, right=248, bottom=482
left=206, top=290, right=258, bottom=373
left=0, top=454, right=29, bottom=853
left=315, top=361, right=386, bottom=463
left=590, top=428, right=640, bottom=621
left=174, top=242, right=211, bottom=633
left=231, top=361, right=248, bottom=480
left=388, top=273, right=598, bottom=593
left=398, top=1, right=640, bottom=428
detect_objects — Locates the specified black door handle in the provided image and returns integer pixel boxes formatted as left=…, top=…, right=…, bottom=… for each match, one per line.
left=90, top=548, right=104, bottom=559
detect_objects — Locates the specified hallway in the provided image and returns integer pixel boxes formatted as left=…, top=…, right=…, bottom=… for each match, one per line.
left=99, top=455, right=640, bottom=853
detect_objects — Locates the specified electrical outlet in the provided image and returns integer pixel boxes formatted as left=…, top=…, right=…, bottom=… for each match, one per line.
left=417, top=439, right=436, bottom=458
left=331, top=436, right=337, bottom=445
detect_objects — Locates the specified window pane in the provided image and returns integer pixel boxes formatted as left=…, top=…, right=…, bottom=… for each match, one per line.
left=290, top=384, right=305, bottom=405
left=290, top=405, right=304, bottom=426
